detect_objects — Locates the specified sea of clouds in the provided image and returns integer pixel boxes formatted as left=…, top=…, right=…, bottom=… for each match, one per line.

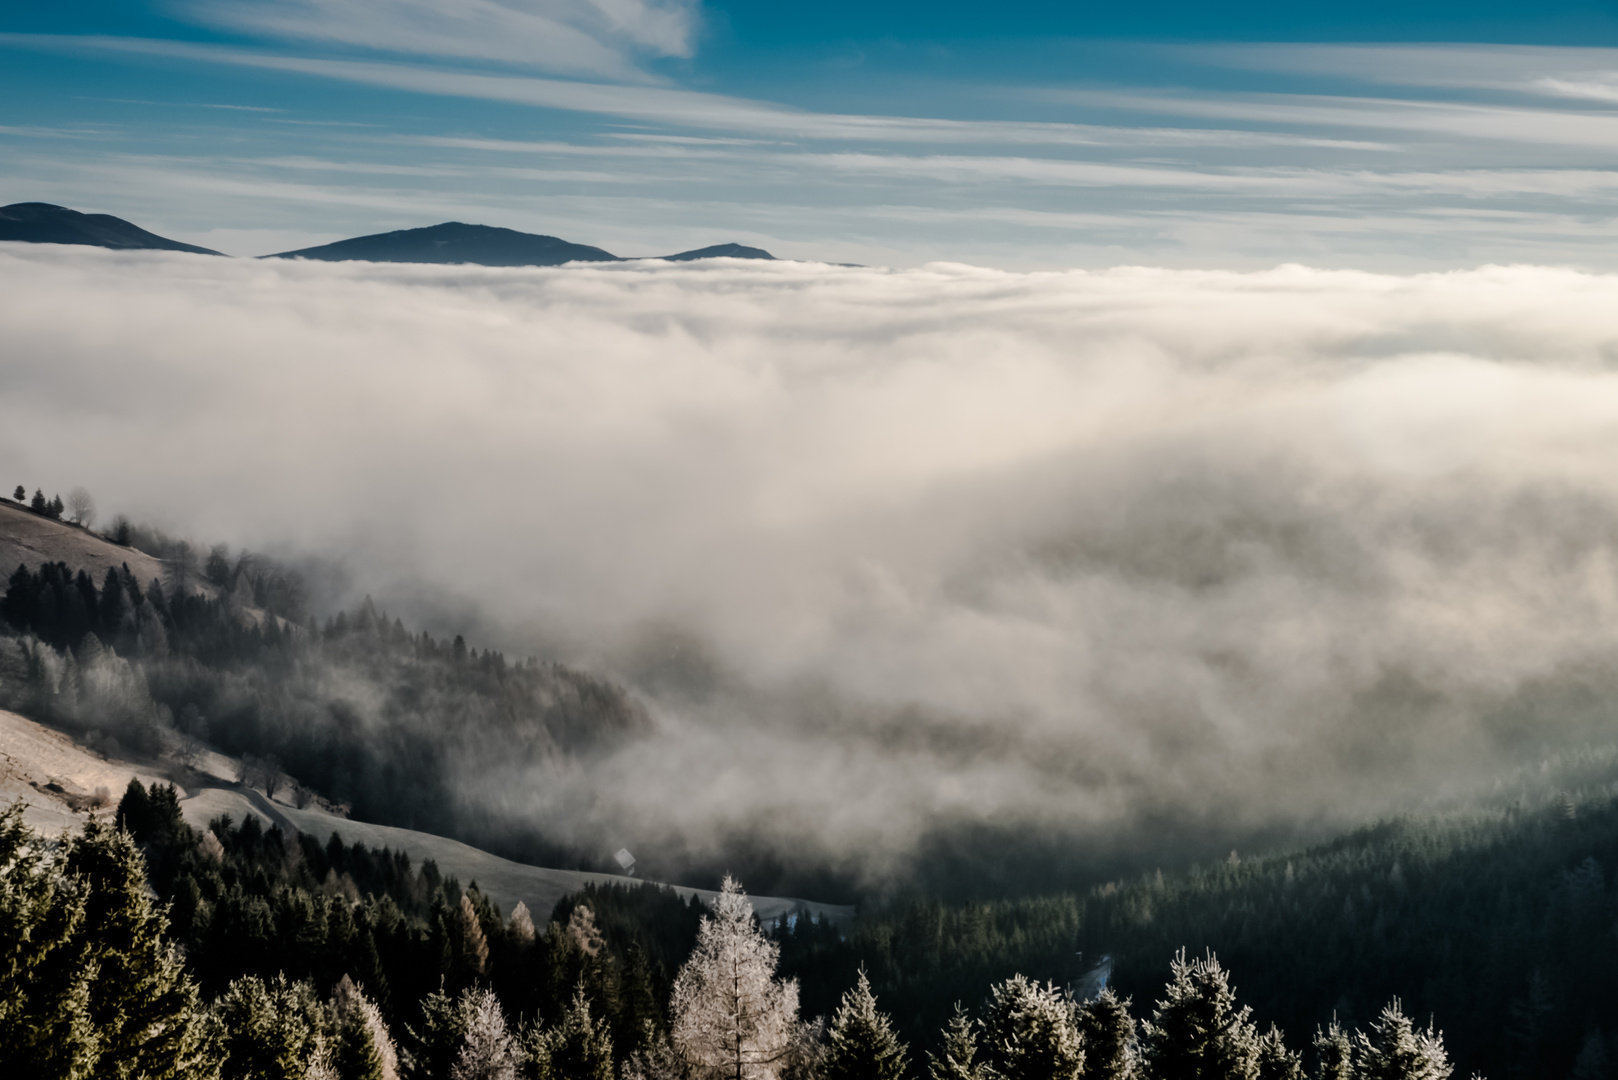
left=5, top=246, right=1618, bottom=883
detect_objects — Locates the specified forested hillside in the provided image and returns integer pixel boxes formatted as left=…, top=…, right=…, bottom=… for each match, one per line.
left=0, top=545, right=650, bottom=867
left=770, top=752, right=1618, bottom=1077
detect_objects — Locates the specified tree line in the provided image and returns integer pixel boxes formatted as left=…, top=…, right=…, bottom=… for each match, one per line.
left=0, top=556, right=651, bottom=869
left=2, top=787, right=1471, bottom=1080
left=764, top=752, right=1618, bottom=1079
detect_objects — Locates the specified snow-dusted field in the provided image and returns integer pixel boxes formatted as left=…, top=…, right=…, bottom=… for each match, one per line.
left=0, top=706, right=852, bottom=923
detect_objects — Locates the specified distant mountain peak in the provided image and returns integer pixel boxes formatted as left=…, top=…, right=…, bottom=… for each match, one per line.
left=0, top=202, right=223, bottom=256
left=265, top=221, right=621, bottom=267
left=657, top=243, right=775, bottom=262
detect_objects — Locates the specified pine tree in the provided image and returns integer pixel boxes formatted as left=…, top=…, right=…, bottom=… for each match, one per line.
left=1255, top=1024, right=1302, bottom=1080
left=1076, top=989, right=1134, bottom=1080
left=31, top=488, right=46, bottom=513
left=55, top=818, right=216, bottom=1079
left=822, top=969, right=908, bottom=1080
left=1313, top=1020, right=1355, bottom=1080
left=449, top=989, right=522, bottom=1080
left=930, top=1005, right=986, bottom=1080
left=624, top=1021, right=688, bottom=1080
left=402, top=982, right=469, bottom=1080
left=0, top=800, right=98, bottom=1079
left=1570, top=1031, right=1611, bottom=1080
left=11, top=484, right=23, bottom=501
left=1139, top=949, right=1259, bottom=1080
left=214, top=974, right=326, bottom=1080
left=980, top=974, right=1085, bottom=1080
left=1352, top=1001, right=1452, bottom=1080
left=529, top=984, right=616, bottom=1080
left=330, top=974, right=399, bottom=1080
left=670, top=875, right=800, bottom=1080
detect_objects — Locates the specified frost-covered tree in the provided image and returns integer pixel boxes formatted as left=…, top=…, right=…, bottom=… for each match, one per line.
left=528, top=984, right=615, bottom=1080
left=930, top=1005, right=987, bottom=1080
left=402, top=983, right=469, bottom=1080
left=1255, top=1024, right=1302, bottom=1080
left=670, top=875, right=800, bottom=1080
left=449, top=989, right=522, bottom=1080
left=509, top=902, right=536, bottom=945
left=822, top=969, right=908, bottom=1080
left=623, top=1021, right=687, bottom=1080
left=1076, top=989, right=1135, bottom=1080
left=67, top=487, right=95, bottom=527
left=1313, top=1019, right=1355, bottom=1080
left=54, top=817, right=216, bottom=1079
left=459, top=893, right=491, bottom=979
left=329, top=975, right=399, bottom=1080
left=1139, top=949, right=1259, bottom=1080
left=980, top=974, right=1085, bottom=1080
left=0, top=799, right=96, bottom=1078
left=214, top=973, right=326, bottom=1080
left=1352, top=1001, right=1451, bottom=1080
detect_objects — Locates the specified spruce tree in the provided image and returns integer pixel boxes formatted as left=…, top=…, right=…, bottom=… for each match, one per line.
left=330, top=975, right=399, bottom=1080
left=1255, top=1024, right=1303, bottom=1080
left=822, top=969, right=908, bottom=1080
left=214, top=974, right=326, bottom=1080
left=1139, top=949, right=1259, bottom=1080
left=1352, top=1001, right=1452, bottom=1080
left=11, top=484, right=23, bottom=501
left=529, top=984, right=615, bottom=1080
left=1076, top=989, right=1135, bottom=1080
left=930, top=1005, right=986, bottom=1080
left=55, top=818, right=216, bottom=1080
left=0, top=800, right=98, bottom=1079
left=1314, top=1020, right=1354, bottom=1080
left=403, top=982, right=470, bottom=1080
left=980, top=974, right=1085, bottom=1080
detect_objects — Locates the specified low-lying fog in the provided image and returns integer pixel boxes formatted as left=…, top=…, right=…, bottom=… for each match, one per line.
left=5, top=246, right=1618, bottom=888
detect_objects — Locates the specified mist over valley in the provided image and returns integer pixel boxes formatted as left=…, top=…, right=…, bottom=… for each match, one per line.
left=6, top=244, right=1618, bottom=902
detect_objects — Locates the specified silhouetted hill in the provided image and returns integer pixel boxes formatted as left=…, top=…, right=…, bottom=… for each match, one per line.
left=0, top=203, right=222, bottom=255
left=266, top=221, right=620, bottom=266
left=659, top=242, right=774, bottom=261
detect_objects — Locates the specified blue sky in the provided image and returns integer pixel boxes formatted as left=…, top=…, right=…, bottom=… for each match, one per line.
left=4, top=0, right=1618, bottom=266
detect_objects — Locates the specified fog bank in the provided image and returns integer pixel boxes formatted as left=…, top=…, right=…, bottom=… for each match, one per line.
left=5, top=246, right=1618, bottom=884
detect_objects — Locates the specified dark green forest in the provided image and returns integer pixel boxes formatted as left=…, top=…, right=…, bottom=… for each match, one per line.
left=6, top=785, right=1481, bottom=1080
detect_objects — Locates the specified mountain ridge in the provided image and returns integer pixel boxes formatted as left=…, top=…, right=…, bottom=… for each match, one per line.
left=0, top=202, right=223, bottom=255
left=1, top=201, right=781, bottom=263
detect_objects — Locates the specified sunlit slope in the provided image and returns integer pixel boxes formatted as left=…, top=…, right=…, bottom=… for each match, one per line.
left=0, top=707, right=854, bottom=924
left=0, top=498, right=169, bottom=589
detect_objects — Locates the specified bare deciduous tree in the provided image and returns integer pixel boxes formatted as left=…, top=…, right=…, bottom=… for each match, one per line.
left=670, top=876, right=800, bottom=1080
left=67, top=487, right=96, bottom=527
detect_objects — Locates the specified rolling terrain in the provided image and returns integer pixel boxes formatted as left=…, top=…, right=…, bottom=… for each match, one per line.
left=0, top=703, right=851, bottom=923
left=0, top=202, right=222, bottom=255
left=0, top=496, right=170, bottom=590
left=0, top=498, right=852, bottom=924
left=1, top=201, right=780, bottom=263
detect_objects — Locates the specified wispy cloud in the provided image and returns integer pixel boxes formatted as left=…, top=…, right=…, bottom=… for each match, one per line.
left=171, top=0, right=700, bottom=80
left=1181, top=43, right=1618, bottom=100
left=1063, top=88, right=1618, bottom=150
left=0, top=35, right=1403, bottom=149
